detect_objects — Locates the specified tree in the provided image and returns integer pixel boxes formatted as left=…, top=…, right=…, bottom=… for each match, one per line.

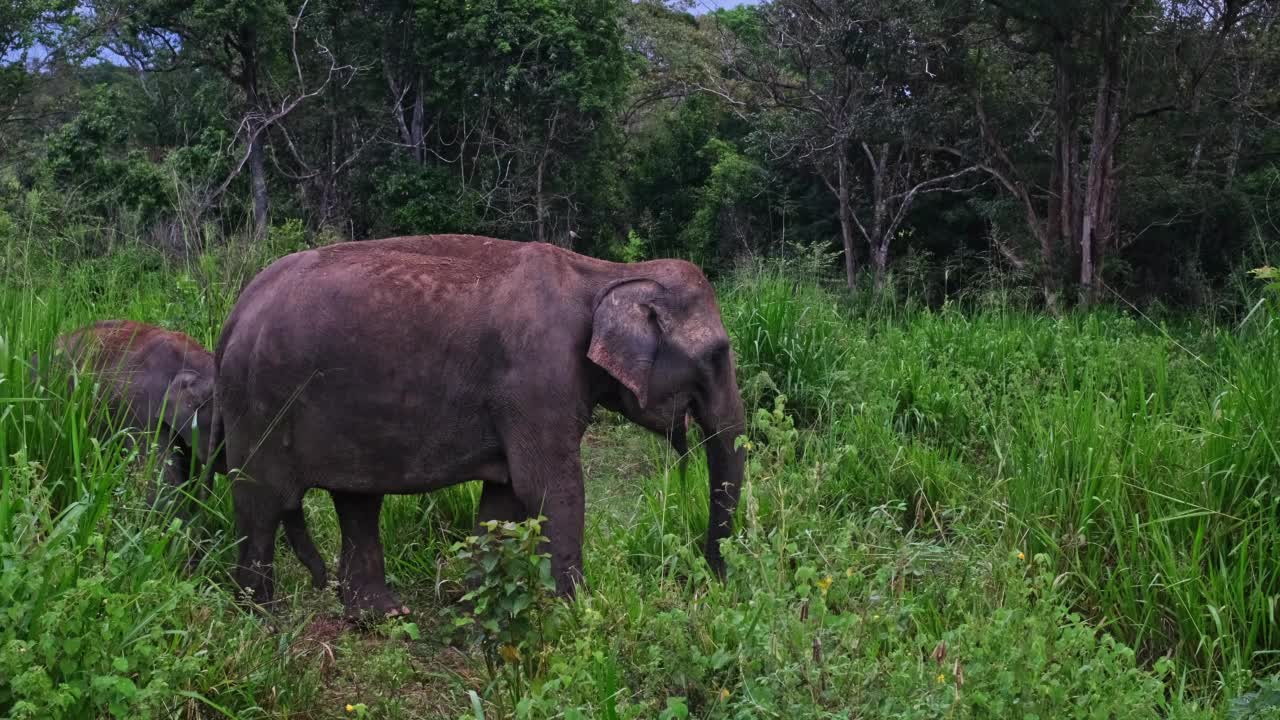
left=619, top=0, right=721, bottom=133
left=721, top=0, right=978, bottom=289
left=414, top=0, right=629, bottom=246
left=969, top=0, right=1263, bottom=307
left=0, top=0, right=76, bottom=143
left=100, top=0, right=349, bottom=238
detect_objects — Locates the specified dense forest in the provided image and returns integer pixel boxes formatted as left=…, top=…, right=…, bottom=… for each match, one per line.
left=8, top=2, right=1280, bottom=719
left=4, top=0, right=1278, bottom=309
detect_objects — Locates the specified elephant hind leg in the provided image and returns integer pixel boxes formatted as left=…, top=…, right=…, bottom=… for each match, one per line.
left=281, top=506, right=328, bottom=590
left=232, top=479, right=285, bottom=610
left=331, top=491, right=408, bottom=619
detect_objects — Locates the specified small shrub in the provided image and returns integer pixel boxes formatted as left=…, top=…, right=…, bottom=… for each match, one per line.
left=1232, top=676, right=1280, bottom=719
left=267, top=217, right=308, bottom=256
left=612, top=229, right=649, bottom=264
left=449, top=517, right=561, bottom=716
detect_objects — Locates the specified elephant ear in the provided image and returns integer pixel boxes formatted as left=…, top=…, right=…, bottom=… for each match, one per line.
left=162, top=370, right=212, bottom=450
left=588, top=279, right=669, bottom=409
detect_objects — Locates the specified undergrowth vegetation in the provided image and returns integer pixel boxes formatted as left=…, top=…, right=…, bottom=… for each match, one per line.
left=4, top=229, right=1280, bottom=718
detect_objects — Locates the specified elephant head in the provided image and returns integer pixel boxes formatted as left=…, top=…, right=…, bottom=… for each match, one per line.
left=588, top=269, right=747, bottom=577
left=162, top=369, right=218, bottom=466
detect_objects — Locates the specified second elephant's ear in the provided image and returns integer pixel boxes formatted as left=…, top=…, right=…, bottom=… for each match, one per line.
left=588, top=278, right=668, bottom=409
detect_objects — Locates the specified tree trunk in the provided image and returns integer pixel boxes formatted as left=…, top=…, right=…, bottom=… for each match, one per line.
left=1223, top=63, right=1262, bottom=186
left=249, top=132, right=269, bottom=240
left=1188, top=89, right=1204, bottom=174
left=870, top=202, right=888, bottom=292
left=411, top=73, right=426, bottom=163
left=869, top=144, right=889, bottom=292
left=241, top=29, right=269, bottom=241
left=1226, top=8, right=1274, bottom=186
left=1078, top=7, right=1127, bottom=305
left=835, top=148, right=857, bottom=288
left=872, top=241, right=889, bottom=290
left=1052, top=55, right=1079, bottom=256
left=1034, top=212, right=1061, bottom=314
left=319, top=112, right=338, bottom=226
left=535, top=153, right=547, bottom=245
left=1038, top=46, right=1077, bottom=311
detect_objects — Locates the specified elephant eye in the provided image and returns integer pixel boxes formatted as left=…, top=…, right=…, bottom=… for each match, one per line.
left=706, top=342, right=729, bottom=375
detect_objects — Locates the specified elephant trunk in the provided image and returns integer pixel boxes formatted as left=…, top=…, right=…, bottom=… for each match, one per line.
left=195, top=400, right=226, bottom=503
left=696, top=387, right=746, bottom=579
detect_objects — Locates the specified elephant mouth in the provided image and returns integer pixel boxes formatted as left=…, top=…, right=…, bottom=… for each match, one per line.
left=675, top=396, right=695, bottom=434
left=665, top=400, right=693, bottom=455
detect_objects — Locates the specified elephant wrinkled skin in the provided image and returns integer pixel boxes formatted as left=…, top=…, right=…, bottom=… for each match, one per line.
left=214, top=234, right=747, bottom=617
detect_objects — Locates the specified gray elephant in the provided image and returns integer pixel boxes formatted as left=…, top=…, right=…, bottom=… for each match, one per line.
left=38, top=320, right=328, bottom=589
left=213, top=234, right=746, bottom=617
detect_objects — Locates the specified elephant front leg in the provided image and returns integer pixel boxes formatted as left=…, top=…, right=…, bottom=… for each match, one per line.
left=331, top=491, right=409, bottom=618
left=510, top=455, right=586, bottom=597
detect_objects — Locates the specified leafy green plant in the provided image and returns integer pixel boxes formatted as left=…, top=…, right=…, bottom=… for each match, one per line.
left=1232, top=676, right=1280, bottom=719
left=267, top=217, right=309, bottom=256
left=678, top=138, right=764, bottom=267
left=615, top=229, right=649, bottom=264
left=449, top=517, right=561, bottom=717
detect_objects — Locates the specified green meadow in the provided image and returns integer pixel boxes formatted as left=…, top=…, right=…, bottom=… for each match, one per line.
left=5, top=231, right=1280, bottom=719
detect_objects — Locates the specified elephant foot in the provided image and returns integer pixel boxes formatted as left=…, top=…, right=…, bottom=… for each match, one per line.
left=340, top=584, right=410, bottom=620
left=309, top=567, right=330, bottom=591
left=235, top=565, right=278, bottom=613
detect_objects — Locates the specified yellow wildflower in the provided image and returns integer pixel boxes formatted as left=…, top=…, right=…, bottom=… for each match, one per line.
left=345, top=705, right=355, bottom=713
left=1017, top=551, right=1026, bottom=561
left=816, top=576, right=833, bottom=595
left=719, top=688, right=731, bottom=701
left=499, top=644, right=522, bottom=663
left=936, top=673, right=946, bottom=684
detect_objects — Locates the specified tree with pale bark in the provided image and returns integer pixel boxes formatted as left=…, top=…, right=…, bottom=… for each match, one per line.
left=967, top=0, right=1267, bottom=308
left=95, top=0, right=350, bottom=238
left=719, top=0, right=980, bottom=289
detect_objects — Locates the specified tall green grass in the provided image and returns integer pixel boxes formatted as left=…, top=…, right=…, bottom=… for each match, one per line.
left=3, top=235, right=1279, bottom=716
left=0, top=284, right=331, bottom=718
left=722, top=267, right=1280, bottom=696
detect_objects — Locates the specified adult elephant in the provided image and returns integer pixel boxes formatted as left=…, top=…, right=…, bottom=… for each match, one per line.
left=213, top=234, right=746, bottom=616
left=37, top=320, right=328, bottom=589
